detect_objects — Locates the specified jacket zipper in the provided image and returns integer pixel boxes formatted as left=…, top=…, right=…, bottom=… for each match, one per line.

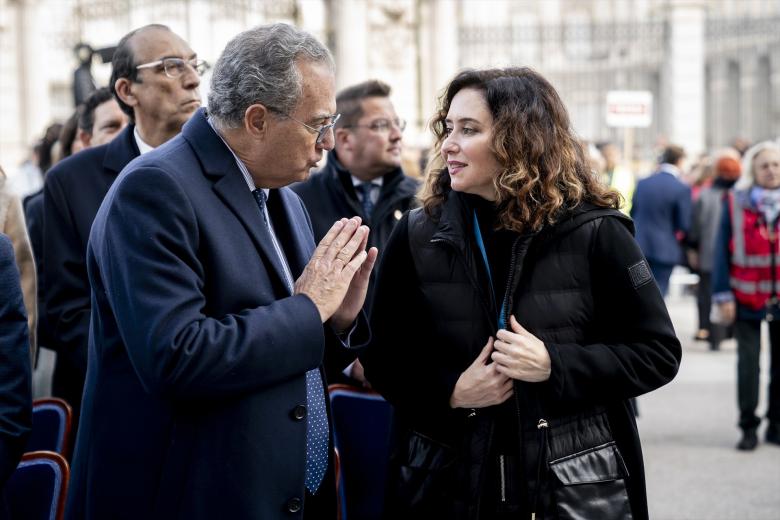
left=502, top=237, right=521, bottom=327
left=769, top=217, right=779, bottom=321
left=531, top=418, right=549, bottom=520
left=499, top=454, right=507, bottom=503
left=431, top=235, right=496, bottom=519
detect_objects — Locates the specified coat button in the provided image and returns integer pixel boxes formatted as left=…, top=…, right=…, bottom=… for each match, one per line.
left=291, top=405, right=307, bottom=421
left=287, top=497, right=302, bottom=513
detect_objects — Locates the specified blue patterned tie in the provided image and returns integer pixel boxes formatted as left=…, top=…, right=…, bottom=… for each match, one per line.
left=251, top=188, right=329, bottom=493
left=357, top=181, right=375, bottom=218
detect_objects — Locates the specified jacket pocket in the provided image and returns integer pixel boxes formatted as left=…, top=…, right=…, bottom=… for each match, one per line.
left=548, top=441, right=633, bottom=520
left=388, top=430, right=459, bottom=518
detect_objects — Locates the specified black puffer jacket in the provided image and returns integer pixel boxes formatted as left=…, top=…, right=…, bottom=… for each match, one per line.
left=362, top=191, right=681, bottom=519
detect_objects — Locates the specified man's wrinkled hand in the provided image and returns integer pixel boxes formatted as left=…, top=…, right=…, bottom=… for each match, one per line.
left=294, top=217, right=369, bottom=324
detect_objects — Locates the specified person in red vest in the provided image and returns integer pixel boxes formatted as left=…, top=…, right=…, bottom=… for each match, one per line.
left=713, top=140, right=780, bottom=451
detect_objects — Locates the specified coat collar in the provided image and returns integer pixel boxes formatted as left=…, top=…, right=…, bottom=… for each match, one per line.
left=181, top=108, right=313, bottom=291
left=103, top=124, right=141, bottom=175
left=325, top=151, right=410, bottom=197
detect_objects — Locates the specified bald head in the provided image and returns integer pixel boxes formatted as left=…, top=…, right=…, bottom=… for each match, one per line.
left=110, top=24, right=202, bottom=147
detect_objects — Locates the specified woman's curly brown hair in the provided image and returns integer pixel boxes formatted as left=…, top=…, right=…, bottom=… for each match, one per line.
left=421, top=67, right=620, bottom=232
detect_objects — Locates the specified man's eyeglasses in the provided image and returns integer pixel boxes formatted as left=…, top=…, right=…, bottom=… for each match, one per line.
left=344, top=118, right=407, bottom=133
left=136, top=57, right=210, bottom=79
left=272, top=110, right=341, bottom=145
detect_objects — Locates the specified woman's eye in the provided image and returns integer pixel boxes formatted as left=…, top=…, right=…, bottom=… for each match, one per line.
left=462, top=127, right=476, bottom=135
left=444, top=127, right=453, bottom=136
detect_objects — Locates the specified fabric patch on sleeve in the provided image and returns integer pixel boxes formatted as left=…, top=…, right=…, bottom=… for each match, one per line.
left=628, top=260, right=653, bottom=289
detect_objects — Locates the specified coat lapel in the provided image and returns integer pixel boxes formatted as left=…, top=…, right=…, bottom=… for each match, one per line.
left=182, top=109, right=293, bottom=294
left=103, top=124, right=141, bottom=176
left=275, top=188, right=316, bottom=278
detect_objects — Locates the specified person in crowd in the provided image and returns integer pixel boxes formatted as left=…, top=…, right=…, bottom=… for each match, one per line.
left=293, top=79, right=418, bottom=311
left=596, top=141, right=635, bottom=214
left=65, top=24, right=377, bottom=519
left=56, top=107, right=86, bottom=162
left=0, top=167, right=36, bottom=364
left=713, top=141, right=780, bottom=451
left=631, top=144, right=691, bottom=296
left=75, top=87, right=129, bottom=149
left=43, top=24, right=203, bottom=424
left=292, top=79, right=418, bottom=385
left=360, top=67, right=681, bottom=520
left=36, top=123, right=64, bottom=178
left=731, top=137, right=751, bottom=158
left=688, top=155, right=741, bottom=347
left=0, top=234, right=33, bottom=500
left=688, top=155, right=714, bottom=200
left=27, top=87, right=129, bottom=357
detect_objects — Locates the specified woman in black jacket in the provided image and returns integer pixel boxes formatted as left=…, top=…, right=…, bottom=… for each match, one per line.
left=360, top=68, right=681, bottom=520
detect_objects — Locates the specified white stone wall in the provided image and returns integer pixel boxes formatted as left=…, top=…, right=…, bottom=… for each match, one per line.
left=1, top=0, right=779, bottom=183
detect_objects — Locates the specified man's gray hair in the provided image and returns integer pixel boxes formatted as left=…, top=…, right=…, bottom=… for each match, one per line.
left=208, top=23, right=334, bottom=129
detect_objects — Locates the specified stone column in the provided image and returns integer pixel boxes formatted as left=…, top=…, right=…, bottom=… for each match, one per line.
left=707, top=58, right=730, bottom=148
left=18, top=0, right=50, bottom=150
left=770, top=47, right=780, bottom=139
left=417, top=0, right=459, bottom=143
left=666, top=0, right=705, bottom=156
left=331, top=0, right=368, bottom=90
left=738, top=51, right=758, bottom=142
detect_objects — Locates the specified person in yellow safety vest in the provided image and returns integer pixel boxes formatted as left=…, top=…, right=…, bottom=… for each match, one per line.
left=597, top=141, right=635, bottom=214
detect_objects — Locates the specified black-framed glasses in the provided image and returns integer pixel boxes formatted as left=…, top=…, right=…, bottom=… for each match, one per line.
left=136, top=57, right=209, bottom=79
left=344, top=118, right=407, bottom=133
left=272, top=110, right=341, bottom=145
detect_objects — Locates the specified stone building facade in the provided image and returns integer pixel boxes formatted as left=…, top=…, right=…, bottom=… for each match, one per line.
left=1, top=0, right=778, bottom=181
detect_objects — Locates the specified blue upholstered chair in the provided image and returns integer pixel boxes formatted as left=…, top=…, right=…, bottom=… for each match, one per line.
left=329, top=384, right=394, bottom=520
left=25, top=398, right=72, bottom=457
left=4, top=451, right=69, bottom=520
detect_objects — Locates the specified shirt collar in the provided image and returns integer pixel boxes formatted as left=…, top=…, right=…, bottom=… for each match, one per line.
left=659, top=163, right=681, bottom=178
left=207, top=117, right=267, bottom=197
left=351, top=175, right=383, bottom=188
left=133, top=127, right=155, bottom=155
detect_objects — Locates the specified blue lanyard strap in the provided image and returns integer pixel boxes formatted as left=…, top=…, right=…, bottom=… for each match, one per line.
left=473, top=211, right=507, bottom=330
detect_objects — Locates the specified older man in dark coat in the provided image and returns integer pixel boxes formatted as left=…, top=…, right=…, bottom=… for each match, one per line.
left=66, top=24, right=376, bottom=520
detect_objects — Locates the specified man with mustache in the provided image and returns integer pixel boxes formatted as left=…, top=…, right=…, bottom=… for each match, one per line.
left=43, top=24, right=205, bottom=426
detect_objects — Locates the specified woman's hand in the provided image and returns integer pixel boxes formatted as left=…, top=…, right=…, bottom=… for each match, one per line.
left=449, top=337, right=514, bottom=409
left=492, top=315, right=552, bottom=382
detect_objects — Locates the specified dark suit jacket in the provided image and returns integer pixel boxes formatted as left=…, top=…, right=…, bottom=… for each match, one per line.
left=66, top=109, right=362, bottom=519
left=0, top=233, right=32, bottom=493
left=631, top=166, right=692, bottom=265
left=23, top=190, right=51, bottom=350
left=43, top=125, right=139, bottom=415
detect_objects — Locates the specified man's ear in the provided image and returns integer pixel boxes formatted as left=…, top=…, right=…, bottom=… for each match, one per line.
left=113, top=78, right=137, bottom=111
left=335, top=127, right=351, bottom=150
left=77, top=128, right=92, bottom=149
left=245, top=104, right=270, bottom=139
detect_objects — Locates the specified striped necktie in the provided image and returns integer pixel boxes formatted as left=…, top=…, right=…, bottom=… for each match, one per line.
left=357, top=181, right=375, bottom=218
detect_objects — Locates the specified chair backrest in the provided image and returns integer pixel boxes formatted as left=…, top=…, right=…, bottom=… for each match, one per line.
left=4, top=451, right=69, bottom=520
left=328, top=384, right=393, bottom=520
left=25, top=398, right=72, bottom=457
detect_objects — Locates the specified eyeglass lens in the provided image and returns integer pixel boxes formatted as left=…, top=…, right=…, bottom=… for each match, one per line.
left=164, top=58, right=207, bottom=78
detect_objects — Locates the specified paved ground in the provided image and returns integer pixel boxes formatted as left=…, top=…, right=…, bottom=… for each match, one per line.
left=641, top=293, right=780, bottom=520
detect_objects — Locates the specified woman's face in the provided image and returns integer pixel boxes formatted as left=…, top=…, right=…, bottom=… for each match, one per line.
left=440, top=88, right=503, bottom=201
left=754, top=149, right=780, bottom=189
